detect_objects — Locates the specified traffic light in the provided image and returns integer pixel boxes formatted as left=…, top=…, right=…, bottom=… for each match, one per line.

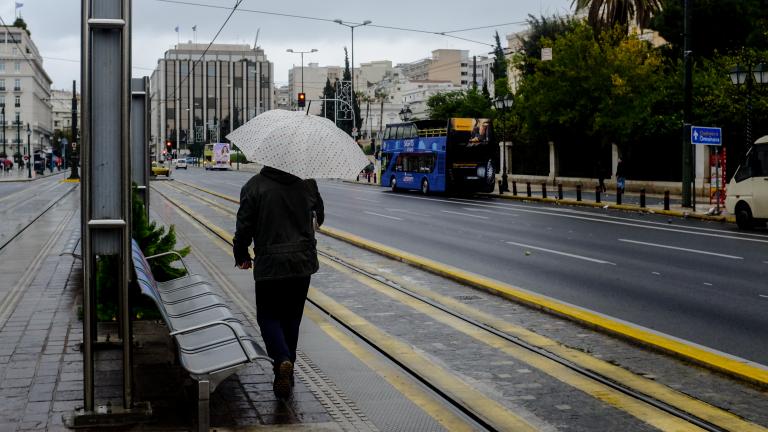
left=297, top=92, right=306, bottom=108
left=166, top=141, right=172, bottom=149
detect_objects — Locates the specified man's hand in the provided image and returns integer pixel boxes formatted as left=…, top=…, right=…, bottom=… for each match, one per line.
left=237, top=260, right=252, bottom=270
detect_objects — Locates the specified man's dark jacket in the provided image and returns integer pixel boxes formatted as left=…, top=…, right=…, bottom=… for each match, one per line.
left=233, top=166, right=324, bottom=281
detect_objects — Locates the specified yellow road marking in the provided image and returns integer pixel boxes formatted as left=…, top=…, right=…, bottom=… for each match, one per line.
left=152, top=185, right=489, bottom=431
left=320, top=225, right=768, bottom=388
left=310, top=289, right=542, bottom=432
left=159, top=181, right=768, bottom=429
left=304, top=307, right=477, bottom=432
left=323, top=257, right=768, bottom=432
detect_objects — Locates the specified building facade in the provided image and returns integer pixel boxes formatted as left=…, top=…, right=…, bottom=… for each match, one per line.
left=150, top=43, right=274, bottom=158
left=0, top=25, right=52, bottom=158
left=287, top=63, right=342, bottom=114
left=51, top=89, right=79, bottom=133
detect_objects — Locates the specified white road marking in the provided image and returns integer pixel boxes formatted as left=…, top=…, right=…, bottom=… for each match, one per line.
left=618, top=239, right=744, bottom=260
left=442, top=210, right=488, bottom=219
left=652, top=272, right=661, bottom=276
left=387, top=208, right=429, bottom=217
left=462, top=207, right=519, bottom=216
left=703, top=283, right=713, bottom=286
left=505, top=241, right=616, bottom=265
left=355, top=197, right=380, bottom=203
left=363, top=211, right=403, bottom=221
left=760, top=295, right=768, bottom=299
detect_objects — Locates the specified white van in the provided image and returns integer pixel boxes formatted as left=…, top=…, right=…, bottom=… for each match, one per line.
left=725, top=136, right=768, bottom=229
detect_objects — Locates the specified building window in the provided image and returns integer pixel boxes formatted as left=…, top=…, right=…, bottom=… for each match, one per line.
left=0, top=96, right=5, bottom=107
left=15, top=112, right=20, bottom=123
left=0, top=79, right=5, bottom=91
left=12, top=47, right=17, bottom=55
left=14, top=79, right=20, bottom=91
left=14, top=62, right=20, bottom=72
left=461, top=80, right=468, bottom=85
left=0, top=62, right=4, bottom=72
left=14, top=96, right=19, bottom=107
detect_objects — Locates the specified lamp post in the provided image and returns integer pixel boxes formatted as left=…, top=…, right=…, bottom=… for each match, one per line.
left=398, top=105, right=412, bottom=122
left=15, top=116, right=20, bottom=162
left=333, top=19, right=372, bottom=128
left=729, top=63, right=768, bottom=150
left=1, top=105, right=5, bottom=157
left=286, top=48, right=318, bottom=104
left=494, top=94, right=513, bottom=193
left=26, top=123, right=31, bottom=179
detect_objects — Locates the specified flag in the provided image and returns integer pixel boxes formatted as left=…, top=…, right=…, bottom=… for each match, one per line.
left=15, top=2, right=23, bottom=8
left=174, top=26, right=179, bottom=32
left=192, top=25, right=197, bottom=32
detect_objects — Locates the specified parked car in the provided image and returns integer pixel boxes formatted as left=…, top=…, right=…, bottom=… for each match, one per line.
left=151, top=161, right=170, bottom=177
left=726, top=136, right=768, bottom=229
left=175, top=158, right=187, bottom=169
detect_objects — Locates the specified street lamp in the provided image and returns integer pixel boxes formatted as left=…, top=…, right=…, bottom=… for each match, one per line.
left=1, top=105, right=5, bottom=158
left=729, top=63, right=767, bottom=149
left=494, top=94, right=513, bottom=193
left=398, top=105, right=412, bottom=122
left=286, top=48, right=318, bottom=103
left=333, top=18, right=372, bottom=124
left=26, top=123, right=31, bottom=179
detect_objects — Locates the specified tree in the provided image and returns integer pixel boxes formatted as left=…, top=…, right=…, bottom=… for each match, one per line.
left=13, top=18, right=29, bottom=35
left=426, top=88, right=493, bottom=121
left=572, top=0, right=663, bottom=30
left=319, top=77, right=336, bottom=123
left=492, top=31, right=510, bottom=97
left=651, top=0, right=768, bottom=58
left=515, top=14, right=580, bottom=76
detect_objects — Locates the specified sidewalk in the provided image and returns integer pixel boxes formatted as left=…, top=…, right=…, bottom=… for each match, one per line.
left=0, top=168, right=71, bottom=183
left=346, top=175, right=736, bottom=224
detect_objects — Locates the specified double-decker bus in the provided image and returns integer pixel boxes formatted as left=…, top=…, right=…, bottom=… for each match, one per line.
left=380, top=118, right=496, bottom=194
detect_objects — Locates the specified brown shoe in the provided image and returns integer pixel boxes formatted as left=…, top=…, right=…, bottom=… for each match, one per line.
left=273, top=360, right=293, bottom=399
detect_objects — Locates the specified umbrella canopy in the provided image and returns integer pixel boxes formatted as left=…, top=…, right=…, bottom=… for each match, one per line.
left=226, top=110, right=370, bottom=180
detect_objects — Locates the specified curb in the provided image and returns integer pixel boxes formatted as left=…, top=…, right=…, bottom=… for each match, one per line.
left=319, top=225, right=768, bottom=388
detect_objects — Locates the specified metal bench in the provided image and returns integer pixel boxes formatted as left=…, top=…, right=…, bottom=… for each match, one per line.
left=130, top=240, right=272, bottom=431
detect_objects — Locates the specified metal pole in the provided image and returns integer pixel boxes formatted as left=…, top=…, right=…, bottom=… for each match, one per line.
left=300, top=52, right=304, bottom=94
left=26, top=125, right=30, bottom=178
left=1, top=105, right=5, bottom=156
left=69, top=80, right=79, bottom=180
left=681, top=0, right=693, bottom=207
left=351, top=26, right=354, bottom=100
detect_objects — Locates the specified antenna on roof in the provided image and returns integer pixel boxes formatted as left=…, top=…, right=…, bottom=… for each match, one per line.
left=254, top=28, right=260, bottom=49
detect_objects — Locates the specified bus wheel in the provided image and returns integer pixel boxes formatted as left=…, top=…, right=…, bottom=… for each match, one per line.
left=735, top=202, right=754, bottom=230
left=421, top=178, right=429, bottom=195
left=390, top=177, right=397, bottom=192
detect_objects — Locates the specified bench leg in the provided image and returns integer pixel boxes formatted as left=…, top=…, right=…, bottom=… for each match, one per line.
left=197, top=379, right=210, bottom=432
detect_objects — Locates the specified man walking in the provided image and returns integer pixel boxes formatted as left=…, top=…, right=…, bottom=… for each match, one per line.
left=233, top=166, right=324, bottom=399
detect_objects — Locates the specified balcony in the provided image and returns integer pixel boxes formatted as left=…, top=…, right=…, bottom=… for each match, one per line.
left=13, top=87, right=21, bottom=92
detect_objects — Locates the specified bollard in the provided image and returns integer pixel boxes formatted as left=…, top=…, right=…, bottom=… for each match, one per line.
left=557, top=183, right=563, bottom=200
left=541, top=183, right=547, bottom=199
left=498, top=180, right=503, bottom=195
left=640, top=188, right=646, bottom=208
left=576, top=184, right=582, bottom=202
left=373, top=172, right=377, bottom=184
left=664, top=191, right=670, bottom=210
left=356, top=174, right=359, bottom=181
left=595, top=186, right=601, bottom=203
left=512, top=181, right=517, bottom=196
left=616, top=189, right=622, bottom=205
left=367, top=172, right=371, bottom=183
left=526, top=182, right=532, bottom=197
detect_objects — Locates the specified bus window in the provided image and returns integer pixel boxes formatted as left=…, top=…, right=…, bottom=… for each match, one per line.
left=408, top=125, right=418, bottom=138
left=395, top=154, right=404, bottom=172
left=384, top=127, right=392, bottom=140
left=395, top=126, right=404, bottom=140
left=400, top=153, right=435, bottom=173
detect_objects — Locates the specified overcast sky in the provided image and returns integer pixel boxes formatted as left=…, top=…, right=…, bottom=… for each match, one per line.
left=2, top=0, right=574, bottom=91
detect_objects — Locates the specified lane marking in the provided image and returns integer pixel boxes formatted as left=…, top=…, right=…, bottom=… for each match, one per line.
left=354, top=197, right=380, bottom=203
left=387, top=208, right=429, bottom=217
left=441, top=210, right=488, bottom=219
left=759, top=295, right=768, bottom=299
left=652, top=272, right=661, bottom=276
left=462, top=207, right=519, bottom=216
left=703, top=283, right=713, bottom=287
left=619, top=239, right=744, bottom=260
left=363, top=211, right=402, bottom=221
left=505, top=241, right=616, bottom=265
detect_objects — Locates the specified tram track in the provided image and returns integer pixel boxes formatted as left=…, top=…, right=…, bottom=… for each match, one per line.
left=154, top=180, right=767, bottom=432
left=0, top=185, right=77, bottom=328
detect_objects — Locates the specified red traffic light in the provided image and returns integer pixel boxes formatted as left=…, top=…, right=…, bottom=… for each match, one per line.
left=166, top=141, right=172, bottom=147
left=297, top=92, right=306, bottom=108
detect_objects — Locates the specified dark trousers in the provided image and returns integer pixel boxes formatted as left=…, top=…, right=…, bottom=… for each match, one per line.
left=254, top=276, right=310, bottom=370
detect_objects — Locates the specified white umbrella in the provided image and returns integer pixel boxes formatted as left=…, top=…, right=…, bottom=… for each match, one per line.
left=226, top=109, right=370, bottom=180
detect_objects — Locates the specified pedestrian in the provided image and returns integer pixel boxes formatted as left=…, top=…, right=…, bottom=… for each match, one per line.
left=616, top=158, right=626, bottom=194
left=233, top=165, right=324, bottom=400
left=596, top=159, right=606, bottom=193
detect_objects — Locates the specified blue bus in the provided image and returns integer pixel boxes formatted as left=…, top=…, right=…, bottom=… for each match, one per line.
left=380, top=118, right=496, bottom=194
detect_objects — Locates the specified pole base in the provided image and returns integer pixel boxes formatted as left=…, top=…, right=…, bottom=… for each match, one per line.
left=63, top=401, right=152, bottom=429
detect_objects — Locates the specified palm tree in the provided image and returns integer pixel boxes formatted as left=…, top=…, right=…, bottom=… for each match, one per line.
left=572, top=0, right=663, bottom=30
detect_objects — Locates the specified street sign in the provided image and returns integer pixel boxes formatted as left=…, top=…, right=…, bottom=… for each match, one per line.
left=691, top=126, right=722, bottom=146
left=60, top=138, right=69, bottom=146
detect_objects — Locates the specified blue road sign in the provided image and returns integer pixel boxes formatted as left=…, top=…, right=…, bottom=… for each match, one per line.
left=691, top=126, right=722, bottom=146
